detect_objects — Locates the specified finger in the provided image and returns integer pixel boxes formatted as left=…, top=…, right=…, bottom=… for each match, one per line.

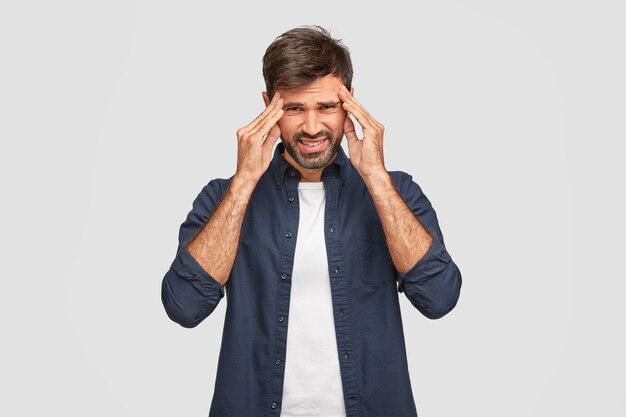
left=338, top=88, right=375, bottom=127
left=251, top=107, right=284, bottom=140
left=341, top=99, right=376, bottom=133
left=246, top=98, right=284, bottom=139
left=240, top=93, right=283, bottom=135
left=338, top=86, right=370, bottom=117
left=262, top=123, right=282, bottom=152
left=250, top=93, right=283, bottom=131
left=337, top=86, right=360, bottom=108
left=343, top=115, right=359, bottom=148
left=339, top=87, right=379, bottom=129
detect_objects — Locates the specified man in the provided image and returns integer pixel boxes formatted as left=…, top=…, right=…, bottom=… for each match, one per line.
left=162, top=26, right=462, bottom=417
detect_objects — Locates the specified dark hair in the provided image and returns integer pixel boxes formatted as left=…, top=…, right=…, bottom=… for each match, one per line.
left=262, top=26, right=353, bottom=98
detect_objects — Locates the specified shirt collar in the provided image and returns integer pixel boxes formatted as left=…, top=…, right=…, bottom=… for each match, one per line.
left=270, top=142, right=351, bottom=187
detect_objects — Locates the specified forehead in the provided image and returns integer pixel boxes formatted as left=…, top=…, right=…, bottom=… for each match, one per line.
left=278, top=75, right=344, bottom=103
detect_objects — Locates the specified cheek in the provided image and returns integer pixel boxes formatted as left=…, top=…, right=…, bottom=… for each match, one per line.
left=321, top=114, right=346, bottom=134
left=278, top=119, right=297, bottom=138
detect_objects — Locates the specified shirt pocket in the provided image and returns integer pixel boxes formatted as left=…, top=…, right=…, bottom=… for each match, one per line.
left=355, top=222, right=397, bottom=284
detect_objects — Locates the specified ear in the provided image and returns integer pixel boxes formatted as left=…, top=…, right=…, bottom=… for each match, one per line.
left=350, top=87, right=355, bottom=96
left=262, top=92, right=270, bottom=107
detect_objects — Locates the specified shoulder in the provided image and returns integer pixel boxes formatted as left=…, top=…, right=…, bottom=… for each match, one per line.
left=187, top=177, right=233, bottom=212
left=388, top=170, right=425, bottom=197
left=199, top=177, right=232, bottom=199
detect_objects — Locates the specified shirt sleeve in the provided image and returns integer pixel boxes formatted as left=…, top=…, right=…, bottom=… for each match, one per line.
left=390, top=171, right=462, bottom=319
left=161, top=178, right=231, bottom=328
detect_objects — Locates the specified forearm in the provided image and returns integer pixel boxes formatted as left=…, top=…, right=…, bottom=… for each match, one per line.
left=363, top=171, right=433, bottom=274
left=186, top=175, right=257, bottom=285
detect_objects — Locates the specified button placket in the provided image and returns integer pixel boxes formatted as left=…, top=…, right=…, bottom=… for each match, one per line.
left=271, top=175, right=299, bottom=411
left=322, top=175, right=361, bottom=411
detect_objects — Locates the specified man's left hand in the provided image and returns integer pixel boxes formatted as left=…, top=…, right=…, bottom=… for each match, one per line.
left=339, top=85, right=387, bottom=180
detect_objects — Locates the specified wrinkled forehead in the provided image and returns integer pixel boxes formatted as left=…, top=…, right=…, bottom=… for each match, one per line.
left=277, top=75, right=344, bottom=104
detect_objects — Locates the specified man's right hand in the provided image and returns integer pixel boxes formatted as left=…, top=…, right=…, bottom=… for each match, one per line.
left=234, top=92, right=284, bottom=183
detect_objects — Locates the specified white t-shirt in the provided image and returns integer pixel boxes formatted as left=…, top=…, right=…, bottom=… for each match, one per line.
left=280, top=181, right=346, bottom=417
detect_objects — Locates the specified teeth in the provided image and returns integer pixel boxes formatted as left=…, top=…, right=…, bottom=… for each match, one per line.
left=301, top=140, right=323, bottom=147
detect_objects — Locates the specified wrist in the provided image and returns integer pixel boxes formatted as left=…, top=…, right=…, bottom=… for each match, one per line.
left=230, top=173, right=259, bottom=197
left=361, top=167, right=391, bottom=187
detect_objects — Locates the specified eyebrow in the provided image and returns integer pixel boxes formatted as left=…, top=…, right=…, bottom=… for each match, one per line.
left=283, top=100, right=342, bottom=108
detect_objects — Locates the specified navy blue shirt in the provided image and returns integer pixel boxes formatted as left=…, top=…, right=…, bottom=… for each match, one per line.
left=162, top=143, right=462, bottom=417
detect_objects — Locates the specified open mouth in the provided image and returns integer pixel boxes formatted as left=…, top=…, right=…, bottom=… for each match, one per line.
left=298, top=138, right=328, bottom=153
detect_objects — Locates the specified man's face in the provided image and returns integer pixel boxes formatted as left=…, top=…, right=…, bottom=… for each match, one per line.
left=264, top=75, right=351, bottom=171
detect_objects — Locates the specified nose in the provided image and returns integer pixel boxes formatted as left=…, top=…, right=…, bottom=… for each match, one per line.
left=302, top=110, right=322, bottom=136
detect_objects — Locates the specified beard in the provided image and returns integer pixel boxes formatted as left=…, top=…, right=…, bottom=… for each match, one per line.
left=281, top=129, right=342, bottom=170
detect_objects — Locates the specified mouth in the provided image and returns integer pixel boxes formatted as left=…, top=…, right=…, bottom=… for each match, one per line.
left=298, top=138, right=328, bottom=153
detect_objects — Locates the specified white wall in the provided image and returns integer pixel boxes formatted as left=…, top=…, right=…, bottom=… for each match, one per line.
left=1, top=1, right=624, bottom=416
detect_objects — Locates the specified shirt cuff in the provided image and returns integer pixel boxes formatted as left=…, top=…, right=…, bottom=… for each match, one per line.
left=397, top=237, right=451, bottom=292
left=173, top=245, right=226, bottom=299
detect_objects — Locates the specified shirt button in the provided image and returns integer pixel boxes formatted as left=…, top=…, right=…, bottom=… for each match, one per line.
left=339, top=309, right=344, bottom=317
left=332, top=266, right=341, bottom=274
left=275, top=358, right=281, bottom=366
left=281, top=273, right=288, bottom=280
left=285, top=232, right=293, bottom=238
left=278, top=315, right=285, bottom=322
left=330, top=227, right=334, bottom=233
left=288, top=196, right=295, bottom=202
left=289, top=171, right=296, bottom=177
left=344, top=352, right=351, bottom=360
left=271, top=402, right=278, bottom=409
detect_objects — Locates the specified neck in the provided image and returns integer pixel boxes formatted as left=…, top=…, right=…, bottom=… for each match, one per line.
left=295, top=167, right=323, bottom=182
